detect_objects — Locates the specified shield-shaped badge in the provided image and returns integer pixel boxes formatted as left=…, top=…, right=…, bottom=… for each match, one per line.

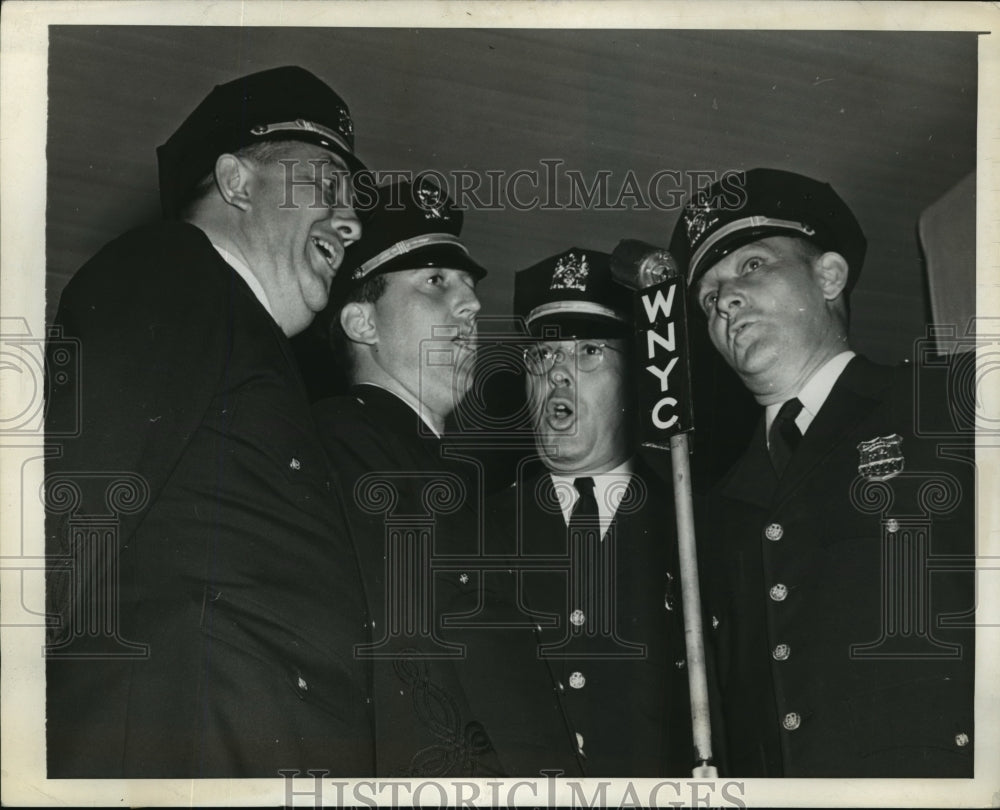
left=683, top=201, right=719, bottom=246
left=857, top=433, right=905, bottom=481
left=549, top=252, right=590, bottom=291
left=416, top=182, right=450, bottom=220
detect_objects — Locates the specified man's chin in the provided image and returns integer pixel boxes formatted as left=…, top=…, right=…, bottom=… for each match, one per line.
left=536, top=434, right=585, bottom=465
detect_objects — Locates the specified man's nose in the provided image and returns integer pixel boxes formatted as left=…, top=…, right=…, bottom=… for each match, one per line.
left=454, top=283, right=482, bottom=320
left=716, top=279, right=745, bottom=316
left=547, top=352, right=573, bottom=385
left=331, top=205, right=362, bottom=246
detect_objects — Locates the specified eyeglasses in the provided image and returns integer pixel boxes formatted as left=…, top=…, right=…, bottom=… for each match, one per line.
left=522, top=341, right=622, bottom=375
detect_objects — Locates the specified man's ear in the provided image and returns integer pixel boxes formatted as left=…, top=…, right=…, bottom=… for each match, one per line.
left=813, top=251, right=850, bottom=302
left=213, top=153, right=254, bottom=211
left=340, top=301, right=378, bottom=345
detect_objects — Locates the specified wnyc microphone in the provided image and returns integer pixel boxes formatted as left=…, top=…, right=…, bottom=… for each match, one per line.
left=610, top=239, right=694, bottom=447
left=610, top=238, right=717, bottom=779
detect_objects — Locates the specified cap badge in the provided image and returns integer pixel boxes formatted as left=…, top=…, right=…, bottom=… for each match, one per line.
left=337, top=106, right=354, bottom=138
left=549, top=252, right=590, bottom=291
left=683, top=199, right=719, bottom=246
left=857, top=434, right=905, bottom=481
left=416, top=182, right=450, bottom=220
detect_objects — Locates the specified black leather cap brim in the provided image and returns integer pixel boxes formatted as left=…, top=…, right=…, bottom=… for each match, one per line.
left=362, top=243, right=488, bottom=281
left=526, top=313, right=631, bottom=340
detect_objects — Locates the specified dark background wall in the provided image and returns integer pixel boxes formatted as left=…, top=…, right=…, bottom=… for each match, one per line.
left=46, top=26, right=978, bottom=486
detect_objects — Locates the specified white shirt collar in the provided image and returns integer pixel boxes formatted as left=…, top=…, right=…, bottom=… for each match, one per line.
left=550, top=457, right=635, bottom=540
left=211, top=242, right=274, bottom=319
left=765, top=350, right=856, bottom=442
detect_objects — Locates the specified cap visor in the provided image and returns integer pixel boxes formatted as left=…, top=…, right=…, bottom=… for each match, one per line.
left=367, top=243, right=487, bottom=280
left=527, top=313, right=630, bottom=340
left=691, top=225, right=807, bottom=286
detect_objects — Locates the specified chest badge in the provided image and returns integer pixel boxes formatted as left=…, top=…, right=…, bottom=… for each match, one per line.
left=857, top=433, right=905, bottom=481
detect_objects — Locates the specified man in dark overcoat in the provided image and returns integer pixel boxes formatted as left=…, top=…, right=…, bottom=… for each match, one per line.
left=672, top=168, right=975, bottom=777
left=45, top=66, right=374, bottom=777
left=484, top=248, right=694, bottom=776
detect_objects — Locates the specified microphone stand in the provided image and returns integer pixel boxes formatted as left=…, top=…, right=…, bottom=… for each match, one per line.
left=667, top=430, right=716, bottom=778
left=611, top=239, right=717, bottom=778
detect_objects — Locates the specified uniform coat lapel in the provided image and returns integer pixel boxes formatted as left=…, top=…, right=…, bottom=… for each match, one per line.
left=719, top=420, right=777, bottom=509
left=774, top=356, right=892, bottom=503
left=720, top=356, right=893, bottom=509
left=520, top=471, right=575, bottom=555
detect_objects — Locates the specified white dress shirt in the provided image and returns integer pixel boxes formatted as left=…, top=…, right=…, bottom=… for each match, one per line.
left=764, top=350, right=856, bottom=445
left=549, top=457, right=635, bottom=540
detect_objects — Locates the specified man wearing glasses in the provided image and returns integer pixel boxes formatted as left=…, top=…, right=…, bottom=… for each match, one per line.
left=484, top=248, right=693, bottom=776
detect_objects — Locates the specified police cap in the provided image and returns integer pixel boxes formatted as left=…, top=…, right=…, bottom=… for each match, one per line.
left=669, top=168, right=867, bottom=292
left=514, top=248, right=631, bottom=339
left=157, top=65, right=366, bottom=217
left=332, top=178, right=486, bottom=299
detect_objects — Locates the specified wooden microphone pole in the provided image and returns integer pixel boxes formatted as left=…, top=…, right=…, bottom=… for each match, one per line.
left=668, top=429, right=716, bottom=777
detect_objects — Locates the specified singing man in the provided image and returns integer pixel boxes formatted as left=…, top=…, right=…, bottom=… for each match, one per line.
left=672, top=168, right=975, bottom=777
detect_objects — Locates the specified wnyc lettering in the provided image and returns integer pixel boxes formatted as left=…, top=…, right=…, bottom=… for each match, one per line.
left=635, top=278, right=694, bottom=444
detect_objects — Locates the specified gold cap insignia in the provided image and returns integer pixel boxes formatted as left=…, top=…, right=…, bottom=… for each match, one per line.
left=549, top=252, right=590, bottom=291
left=416, top=182, right=450, bottom=220
left=684, top=199, right=719, bottom=246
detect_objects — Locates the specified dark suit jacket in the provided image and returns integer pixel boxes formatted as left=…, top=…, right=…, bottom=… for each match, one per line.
left=312, top=384, right=505, bottom=777
left=701, top=355, right=975, bottom=777
left=483, top=456, right=694, bottom=777
left=45, top=222, right=373, bottom=777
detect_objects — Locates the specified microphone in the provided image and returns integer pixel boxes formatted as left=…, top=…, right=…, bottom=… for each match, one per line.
left=610, top=239, right=680, bottom=290
left=609, top=237, right=718, bottom=778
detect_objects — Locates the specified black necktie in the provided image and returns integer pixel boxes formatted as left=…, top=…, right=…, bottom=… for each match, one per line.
left=768, top=397, right=804, bottom=476
left=568, top=476, right=600, bottom=535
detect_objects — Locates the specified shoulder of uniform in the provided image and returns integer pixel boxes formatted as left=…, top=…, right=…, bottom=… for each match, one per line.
left=103, top=220, right=210, bottom=256
left=312, top=393, right=372, bottom=428
left=69, top=221, right=217, bottom=290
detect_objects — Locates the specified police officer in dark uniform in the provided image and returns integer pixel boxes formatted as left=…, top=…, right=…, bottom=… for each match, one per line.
left=312, top=179, right=506, bottom=776
left=45, top=67, right=374, bottom=777
left=672, top=168, right=975, bottom=777
left=484, top=249, right=693, bottom=776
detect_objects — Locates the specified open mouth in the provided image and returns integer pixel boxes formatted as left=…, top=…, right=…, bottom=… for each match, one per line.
left=451, top=330, right=478, bottom=357
left=545, top=397, right=576, bottom=429
left=311, top=236, right=341, bottom=275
